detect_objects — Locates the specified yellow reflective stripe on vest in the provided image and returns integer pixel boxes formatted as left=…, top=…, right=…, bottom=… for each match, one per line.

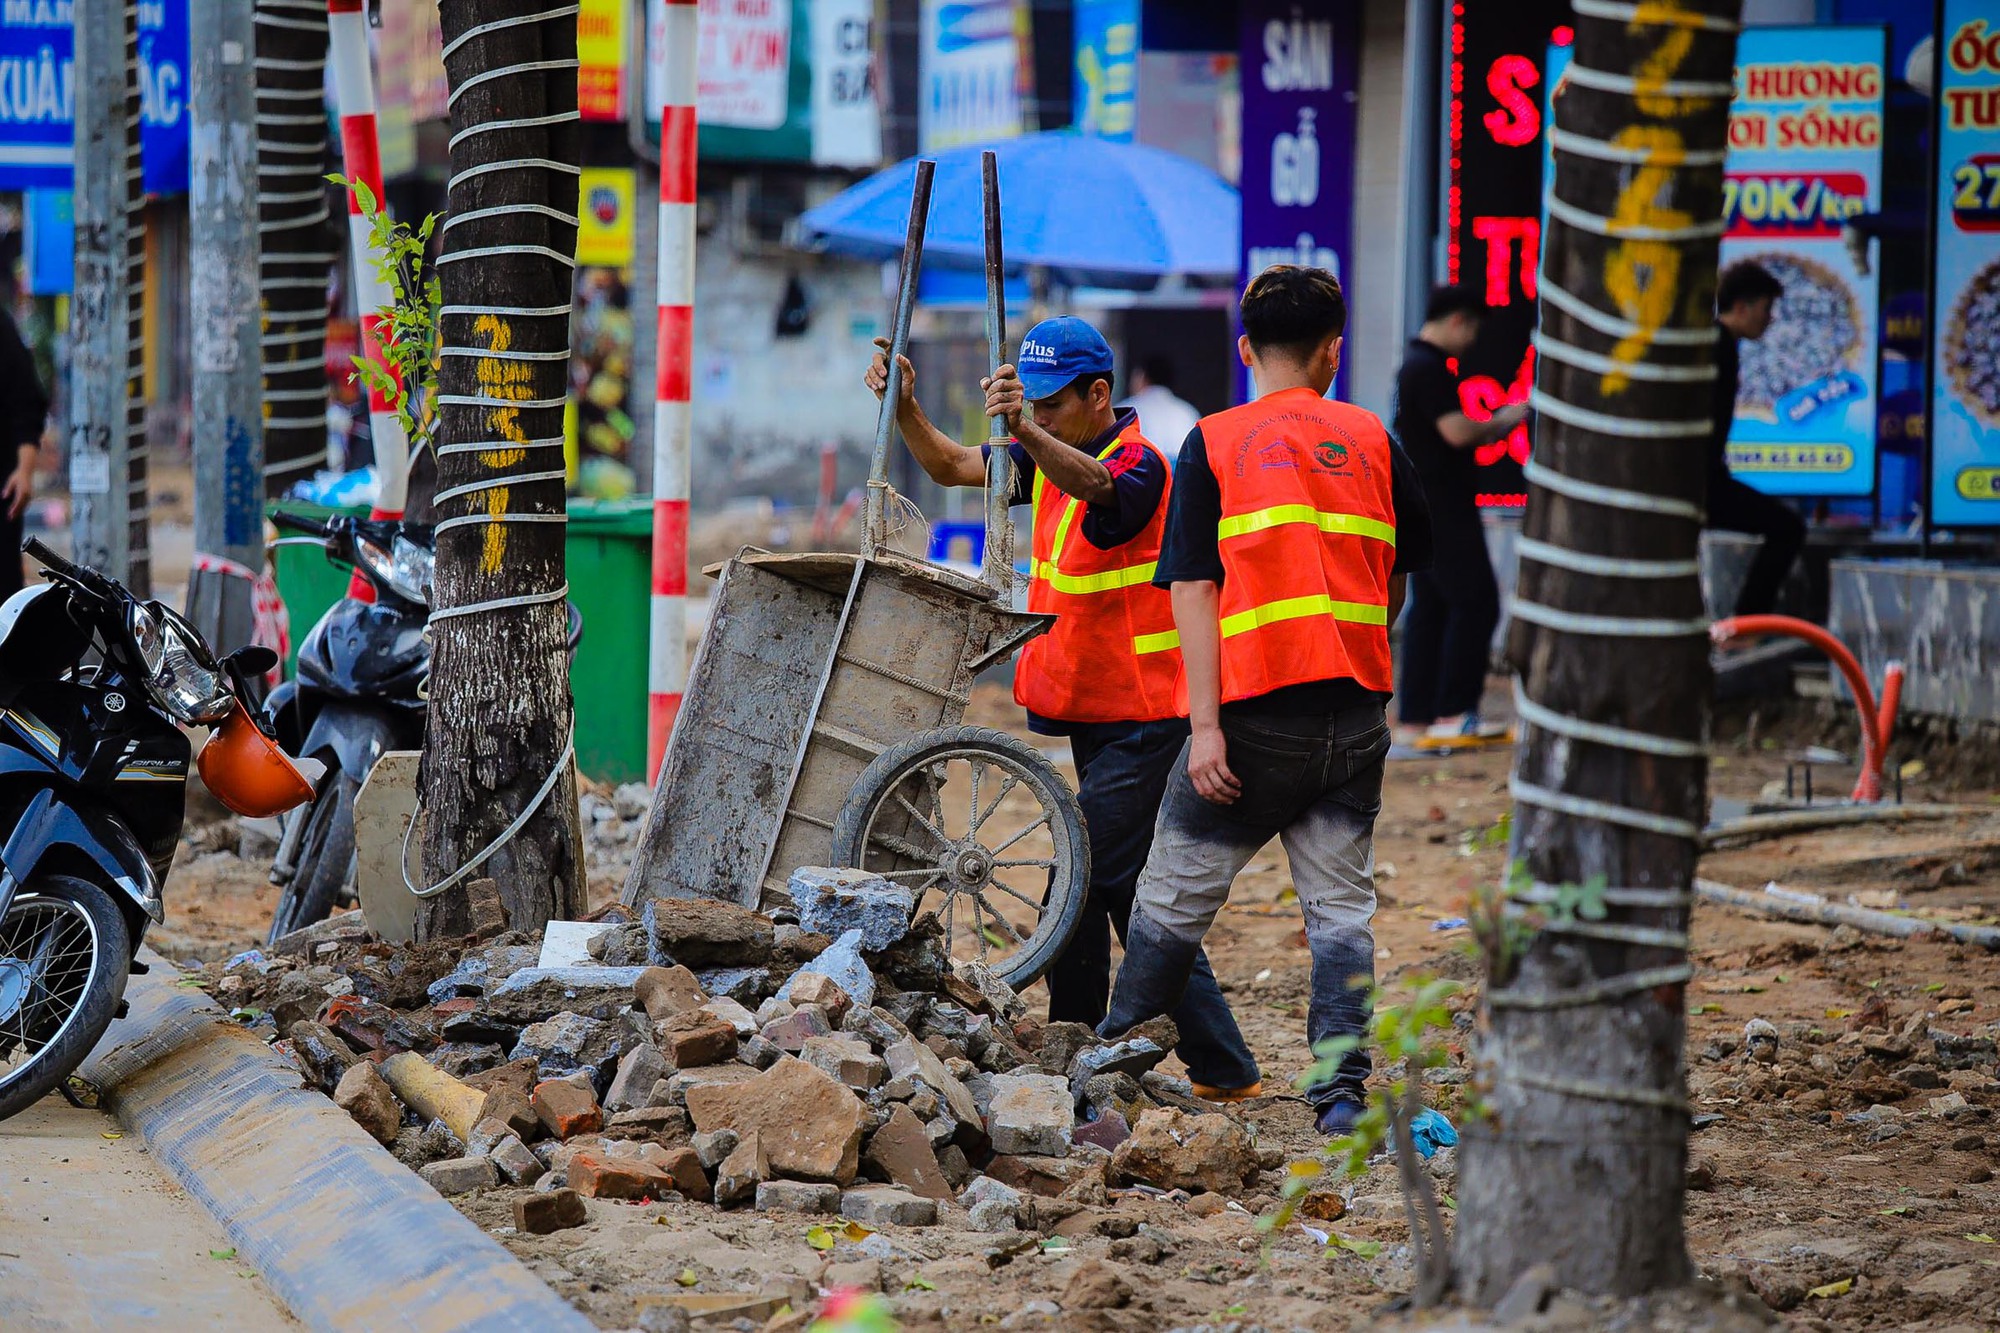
left=1222, top=594, right=1388, bottom=636
left=1035, top=559, right=1159, bottom=595
left=1133, top=628, right=1180, bottom=655
left=1217, top=504, right=1396, bottom=547
left=1035, top=432, right=1152, bottom=598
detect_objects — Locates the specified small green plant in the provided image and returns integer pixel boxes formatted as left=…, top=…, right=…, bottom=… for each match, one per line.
left=328, top=175, right=444, bottom=460
left=1260, top=976, right=1461, bottom=1308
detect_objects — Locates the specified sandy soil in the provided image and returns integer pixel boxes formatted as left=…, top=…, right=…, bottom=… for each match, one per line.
left=143, top=681, right=2000, bottom=1330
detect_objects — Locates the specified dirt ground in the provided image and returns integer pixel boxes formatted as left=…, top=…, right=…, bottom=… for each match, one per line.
left=148, top=680, right=2000, bottom=1331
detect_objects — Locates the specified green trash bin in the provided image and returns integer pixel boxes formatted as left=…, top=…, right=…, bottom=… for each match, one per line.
left=269, top=498, right=655, bottom=785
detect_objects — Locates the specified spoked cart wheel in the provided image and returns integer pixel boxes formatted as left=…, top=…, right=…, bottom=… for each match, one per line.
left=831, top=725, right=1089, bottom=990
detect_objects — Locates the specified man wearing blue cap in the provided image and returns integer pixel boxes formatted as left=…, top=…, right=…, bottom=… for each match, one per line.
left=867, top=317, right=1262, bottom=1101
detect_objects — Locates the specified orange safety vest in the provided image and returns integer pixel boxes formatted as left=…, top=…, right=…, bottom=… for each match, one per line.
left=1143, top=387, right=1398, bottom=707
left=1014, top=420, right=1182, bottom=724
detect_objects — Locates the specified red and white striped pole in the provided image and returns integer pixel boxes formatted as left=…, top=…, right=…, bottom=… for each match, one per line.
left=329, top=0, right=409, bottom=547
left=648, top=0, right=698, bottom=780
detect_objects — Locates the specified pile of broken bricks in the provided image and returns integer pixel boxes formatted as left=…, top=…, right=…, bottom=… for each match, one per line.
left=212, top=867, right=1282, bottom=1244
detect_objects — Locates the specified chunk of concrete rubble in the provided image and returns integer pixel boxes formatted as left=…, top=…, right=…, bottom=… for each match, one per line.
left=603, top=1107, right=692, bottom=1147
left=760, top=1005, right=833, bottom=1053
left=634, top=965, right=707, bottom=1020
left=840, top=1185, right=937, bottom=1227
left=516, top=1186, right=587, bottom=1234
left=781, top=930, right=875, bottom=1010
left=692, top=1128, right=739, bottom=1169
left=693, top=968, right=769, bottom=1006
left=861, top=1104, right=952, bottom=1201
left=333, top=1061, right=403, bottom=1144
left=841, top=1004, right=910, bottom=1050
left=755, top=1180, right=839, bottom=1214
left=951, top=960, right=1027, bottom=1023
left=1060, top=1259, right=1133, bottom=1311
left=789, top=868, right=914, bottom=952
left=287, top=1019, right=361, bottom=1092
left=661, top=1064, right=760, bottom=1105
left=969, top=1198, right=1019, bottom=1231
left=1066, top=1039, right=1167, bottom=1104
left=533, top=1077, right=603, bottom=1139
left=428, top=1041, right=506, bottom=1080
left=801, top=1035, right=887, bottom=1090
left=512, top=1011, right=620, bottom=1080
left=684, top=1056, right=865, bottom=1184
left=1109, top=1108, right=1260, bottom=1195
left=651, top=1145, right=713, bottom=1202
left=738, top=1034, right=781, bottom=1069
left=700, top=996, right=759, bottom=1039
left=655, top=1012, right=739, bottom=1068
left=785, top=972, right=856, bottom=1023
left=716, top=1130, right=770, bottom=1206
left=420, top=1156, right=499, bottom=1196
left=538, top=920, right=616, bottom=968
left=882, top=1036, right=983, bottom=1130
left=567, top=1150, right=675, bottom=1200
left=481, top=966, right=647, bottom=1025
left=490, top=1135, right=546, bottom=1186
left=985, top=1148, right=1110, bottom=1198
left=606, top=1044, right=670, bottom=1113
left=987, top=1072, right=1075, bottom=1157
left=1073, top=1110, right=1131, bottom=1152
left=642, top=896, right=775, bottom=967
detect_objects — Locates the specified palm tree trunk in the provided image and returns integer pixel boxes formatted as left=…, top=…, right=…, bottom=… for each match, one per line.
left=1456, top=0, right=1743, bottom=1300
left=417, top=0, right=584, bottom=939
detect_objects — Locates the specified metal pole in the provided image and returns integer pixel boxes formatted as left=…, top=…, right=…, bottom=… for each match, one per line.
left=329, top=0, right=408, bottom=523
left=187, top=0, right=266, bottom=653
left=68, top=0, right=137, bottom=580
left=863, top=159, right=935, bottom=556
left=648, top=0, right=699, bottom=782
left=980, top=150, right=1014, bottom=592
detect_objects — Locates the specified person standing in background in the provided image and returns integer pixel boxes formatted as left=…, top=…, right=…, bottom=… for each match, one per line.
left=1121, top=356, right=1200, bottom=467
left=1393, top=286, right=1528, bottom=750
left=0, top=301, right=48, bottom=599
left=1706, top=260, right=1805, bottom=617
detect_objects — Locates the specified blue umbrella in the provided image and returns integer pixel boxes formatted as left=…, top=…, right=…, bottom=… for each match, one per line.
left=796, top=132, right=1239, bottom=287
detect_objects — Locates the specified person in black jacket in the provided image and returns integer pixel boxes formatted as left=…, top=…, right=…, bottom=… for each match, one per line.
left=1708, top=261, right=1805, bottom=616
left=0, top=303, right=48, bottom=599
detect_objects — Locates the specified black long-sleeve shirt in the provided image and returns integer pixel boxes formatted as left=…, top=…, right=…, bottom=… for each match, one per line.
left=0, top=310, right=48, bottom=451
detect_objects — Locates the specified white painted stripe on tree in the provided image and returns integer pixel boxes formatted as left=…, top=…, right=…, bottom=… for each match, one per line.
left=658, top=204, right=696, bottom=304
left=659, top=2, right=697, bottom=107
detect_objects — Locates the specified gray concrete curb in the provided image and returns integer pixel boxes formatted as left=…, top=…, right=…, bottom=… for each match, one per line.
left=79, top=949, right=593, bottom=1333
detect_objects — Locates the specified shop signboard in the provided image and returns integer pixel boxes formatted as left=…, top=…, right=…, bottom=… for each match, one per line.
left=577, top=167, right=636, bottom=268
left=1720, top=27, right=1887, bottom=499
left=809, top=0, right=880, bottom=167
left=1074, top=0, right=1138, bottom=141
left=1237, top=0, right=1358, bottom=400
left=919, top=0, right=1023, bottom=153
left=0, top=0, right=189, bottom=194
left=1446, top=0, right=1571, bottom=506
left=1928, top=0, right=2000, bottom=527
left=579, top=0, right=626, bottom=121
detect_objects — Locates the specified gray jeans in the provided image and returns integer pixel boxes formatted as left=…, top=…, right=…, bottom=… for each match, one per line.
left=1101, top=701, right=1390, bottom=1108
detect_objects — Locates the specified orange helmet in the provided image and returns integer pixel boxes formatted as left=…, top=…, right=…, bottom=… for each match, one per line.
left=198, top=701, right=316, bottom=818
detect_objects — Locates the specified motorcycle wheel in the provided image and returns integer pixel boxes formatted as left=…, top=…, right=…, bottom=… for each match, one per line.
left=267, top=773, right=358, bottom=947
left=0, top=877, right=131, bottom=1122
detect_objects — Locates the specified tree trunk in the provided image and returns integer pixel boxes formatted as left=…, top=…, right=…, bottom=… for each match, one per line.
left=417, top=0, right=584, bottom=939
left=253, top=0, right=334, bottom=495
left=1456, top=0, right=1742, bottom=1300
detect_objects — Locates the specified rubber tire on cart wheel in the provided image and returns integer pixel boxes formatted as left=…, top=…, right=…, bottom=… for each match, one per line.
left=0, top=877, right=131, bottom=1123
left=830, top=724, right=1089, bottom=991
left=268, top=772, right=358, bottom=947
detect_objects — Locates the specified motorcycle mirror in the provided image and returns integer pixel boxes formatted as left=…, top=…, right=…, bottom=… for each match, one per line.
left=226, top=646, right=280, bottom=676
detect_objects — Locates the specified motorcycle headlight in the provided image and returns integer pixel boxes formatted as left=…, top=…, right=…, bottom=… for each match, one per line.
left=356, top=533, right=434, bottom=606
left=151, top=612, right=235, bottom=725
left=127, top=601, right=164, bottom=674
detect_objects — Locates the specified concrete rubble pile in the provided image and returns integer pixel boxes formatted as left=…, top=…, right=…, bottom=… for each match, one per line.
left=206, top=866, right=1284, bottom=1238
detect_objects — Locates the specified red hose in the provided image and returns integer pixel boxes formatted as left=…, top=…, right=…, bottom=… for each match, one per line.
left=1876, top=661, right=1904, bottom=759
left=1711, top=614, right=1883, bottom=802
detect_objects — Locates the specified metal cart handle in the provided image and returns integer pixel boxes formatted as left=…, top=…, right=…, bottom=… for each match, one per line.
left=980, top=150, right=1015, bottom=595
left=863, top=159, right=936, bottom=560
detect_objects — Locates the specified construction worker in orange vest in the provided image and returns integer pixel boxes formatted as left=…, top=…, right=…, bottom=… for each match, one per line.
left=867, top=317, right=1262, bottom=1100
left=1099, top=267, right=1435, bottom=1135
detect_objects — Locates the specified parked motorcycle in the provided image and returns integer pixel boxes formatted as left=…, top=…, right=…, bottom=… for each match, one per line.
left=262, top=512, right=433, bottom=945
left=0, top=538, right=316, bottom=1122
left=261, top=513, right=581, bottom=944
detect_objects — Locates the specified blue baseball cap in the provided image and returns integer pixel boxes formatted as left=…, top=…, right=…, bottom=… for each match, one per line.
left=1016, top=316, right=1114, bottom=401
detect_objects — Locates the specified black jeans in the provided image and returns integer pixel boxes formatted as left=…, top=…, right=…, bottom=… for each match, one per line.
left=1398, top=516, right=1499, bottom=725
left=1102, top=703, right=1391, bottom=1109
left=1046, top=717, right=1260, bottom=1091
left=1707, top=473, right=1805, bottom=617
left=0, top=500, right=23, bottom=601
